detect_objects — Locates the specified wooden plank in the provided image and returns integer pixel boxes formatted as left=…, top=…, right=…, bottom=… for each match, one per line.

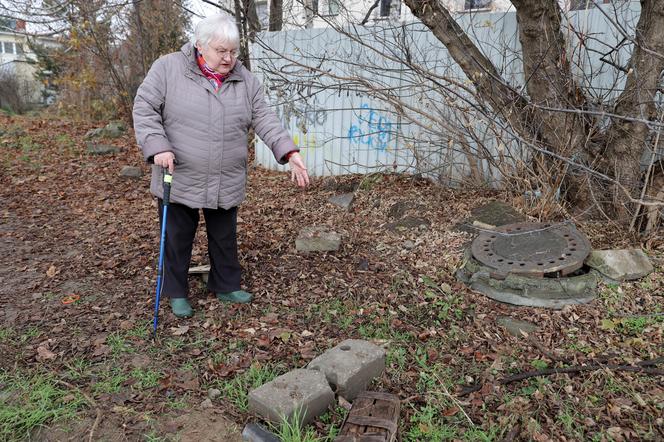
left=335, top=392, right=400, bottom=442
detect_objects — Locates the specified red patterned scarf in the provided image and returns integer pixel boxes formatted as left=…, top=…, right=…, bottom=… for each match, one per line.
left=196, top=48, right=226, bottom=92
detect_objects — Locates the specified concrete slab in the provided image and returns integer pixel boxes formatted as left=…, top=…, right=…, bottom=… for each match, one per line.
left=585, top=249, right=654, bottom=281
left=307, top=339, right=385, bottom=401
left=248, top=369, right=334, bottom=426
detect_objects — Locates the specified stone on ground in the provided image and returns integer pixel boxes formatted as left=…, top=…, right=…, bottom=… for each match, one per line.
left=328, top=193, right=354, bottom=210
left=307, top=339, right=385, bottom=401
left=296, top=226, right=341, bottom=252
left=86, top=142, right=119, bottom=155
left=248, top=369, right=334, bottom=426
left=242, top=423, right=281, bottom=442
left=120, top=166, right=142, bottom=178
left=386, top=216, right=430, bottom=231
left=585, top=249, right=654, bottom=281
left=455, top=201, right=528, bottom=234
left=497, top=316, right=538, bottom=337
left=104, top=121, right=126, bottom=138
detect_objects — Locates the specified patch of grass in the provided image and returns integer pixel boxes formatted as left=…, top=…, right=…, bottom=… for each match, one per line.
left=271, top=409, right=323, bottom=442
left=92, top=368, right=129, bottom=395
left=618, top=316, right=649, bottom=335
left=166, top=394, right=189, bottom=410
left=164, top=337, right=185, bottom=353
left=19, top=327, right=41, bottom=343
left=0, top=327, right=13, bottom=343
left=143, top=430, right=167, bottom=442
left=404, top=404, right=457, bottom=441
left=386, top=346, right=408, bottom=372
left=131, top=368, right=161, bottom=390
left=63, top=358, right=92, bottom=381
left=54, top=133, right=76, bottom=155
left=125, top=321, right=151, bottom=340
left=107, top=332, right=133, bottom=355
left=213, top=362, right=285, bottom=411
left=530, top=359, right=548, bottom=370
left=0, top=370, right=86, bottom=440
left=461, top=427, right=504, bottom=441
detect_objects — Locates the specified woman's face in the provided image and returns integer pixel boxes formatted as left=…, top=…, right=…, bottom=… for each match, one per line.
left=197, top=38, right=238, bottom=75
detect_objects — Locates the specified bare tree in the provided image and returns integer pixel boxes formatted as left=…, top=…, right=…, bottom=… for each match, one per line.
left=252, top=0, right=663, bottom=231
left=401, top=0, right=664, bottom=225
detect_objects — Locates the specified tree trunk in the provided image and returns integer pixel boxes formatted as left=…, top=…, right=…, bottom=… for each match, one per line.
left=269, top=0, right=283, bottom=31
left=602, top=0, right=664, bottom=221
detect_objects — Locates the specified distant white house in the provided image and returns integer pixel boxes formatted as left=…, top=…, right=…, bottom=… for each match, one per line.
left=246, top=0, right=614, bottom=30
left=0, top=18, right=58, bottom=108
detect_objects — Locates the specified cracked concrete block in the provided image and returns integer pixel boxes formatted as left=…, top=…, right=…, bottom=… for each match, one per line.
left=248, top=369, right=333, bottom=426
left=307, top=339, right=385, bottom=401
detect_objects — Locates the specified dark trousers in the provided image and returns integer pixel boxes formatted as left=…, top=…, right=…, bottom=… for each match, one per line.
left=158, top=200, right=241, bottom=299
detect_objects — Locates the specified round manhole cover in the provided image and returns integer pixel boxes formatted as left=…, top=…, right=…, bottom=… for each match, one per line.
left=471, top=222, right=591, bottom=277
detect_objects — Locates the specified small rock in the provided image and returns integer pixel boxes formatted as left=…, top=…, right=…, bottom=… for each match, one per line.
left=403, top=240, right=415, bottom=250
left=208, top=388, right=221, bottom=400
left=455, top=201, right=528, bottom=234
left=84, top=128, right=104, bottom=139
left=200, top=398, right=213, bottom=408
left=328, top=193, right=354, bottom=210
left=120, top=166, right=142, bottom=178
left=586, top=249, right=654, bottom=281
left=357, top=258, right=369, bottom=271
left=386, top=216, right=430, bottom=231
left=104, top=121, right=126, bottom=138
left=87, top=142, right=119, bottom=155
left=497, top=316, right=539, bottom=337
left=296, top=226, right=341, bottom=252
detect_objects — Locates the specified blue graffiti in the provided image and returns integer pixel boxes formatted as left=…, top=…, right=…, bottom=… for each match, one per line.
left=347, top=103, right=393, bottom=152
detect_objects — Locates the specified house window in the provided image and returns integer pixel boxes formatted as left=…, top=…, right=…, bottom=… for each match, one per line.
left=464, top=0, right=492, bottom=10
left=256, top=1, right=268, bottom=28
left=379, top=0, right=391, bottom=17
left=1, top=41, right=14, bottom=54
left=15, top=43, right=23, bottom=54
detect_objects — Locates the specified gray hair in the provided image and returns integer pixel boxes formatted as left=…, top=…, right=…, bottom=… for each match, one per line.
left=194, top=13, right=240, bottom=49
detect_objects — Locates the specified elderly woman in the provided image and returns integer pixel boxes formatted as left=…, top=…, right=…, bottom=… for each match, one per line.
left=133, top=13, right=309, bottom=318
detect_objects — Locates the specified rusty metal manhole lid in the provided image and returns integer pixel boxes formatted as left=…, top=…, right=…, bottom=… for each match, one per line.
left=471, top=222, right=591, bottom=277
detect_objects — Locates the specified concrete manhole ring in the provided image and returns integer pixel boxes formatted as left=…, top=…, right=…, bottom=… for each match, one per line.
left=459, top=222, right=599, bottom=308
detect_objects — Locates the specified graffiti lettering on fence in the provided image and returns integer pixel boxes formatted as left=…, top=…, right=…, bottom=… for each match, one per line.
left=346, top=104, right=393, bottom=152
left=293, top=133, right=317, bottom=149
left=275, top=98, right=328, bottom=128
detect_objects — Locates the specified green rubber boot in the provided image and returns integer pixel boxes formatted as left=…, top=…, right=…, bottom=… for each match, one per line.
left=216, top=290, right=253, bottom=304
left=170, top=298, right=193, bottom=318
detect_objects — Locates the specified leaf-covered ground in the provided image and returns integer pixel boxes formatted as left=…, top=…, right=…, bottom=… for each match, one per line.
left=0, top=114, right=662, bottom=441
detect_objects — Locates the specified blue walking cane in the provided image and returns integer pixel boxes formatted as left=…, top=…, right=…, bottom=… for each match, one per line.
left=153, top=169, right=173, bottom=337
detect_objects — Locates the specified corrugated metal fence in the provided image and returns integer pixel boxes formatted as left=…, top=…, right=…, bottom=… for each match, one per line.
left=251, top=4, right=643, bottom=183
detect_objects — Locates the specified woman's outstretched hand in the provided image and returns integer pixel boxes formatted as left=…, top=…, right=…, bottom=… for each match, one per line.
left=289, top=153, right=310, bottom=188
